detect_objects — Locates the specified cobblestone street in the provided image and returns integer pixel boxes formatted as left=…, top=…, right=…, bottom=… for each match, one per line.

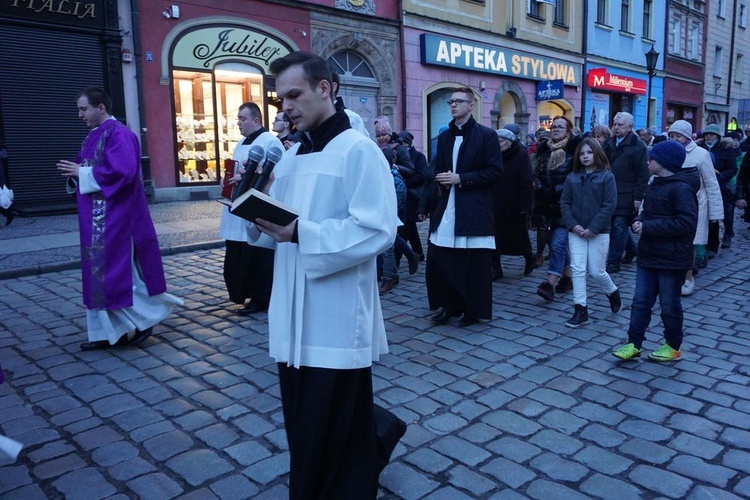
left=1, top=217, right=749, bottom=499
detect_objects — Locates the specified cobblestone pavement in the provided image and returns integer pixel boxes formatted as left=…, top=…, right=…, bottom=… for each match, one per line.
left=1, top=221, right=749, bottom=499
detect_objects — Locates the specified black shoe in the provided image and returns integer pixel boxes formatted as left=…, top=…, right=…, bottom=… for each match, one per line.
left=622, top=251, right=636, bottom=264
left=458, top=315, right=479, bottom=327
left=705, top=250, right=717, bottom=259
left=536, top=281, right=555, bottom=302
left=696, top=255, right=708, bottom=269
left=565, top=304, right=589, bottom=328
left=131, top=327, right=153, bottom=346
left=721, top=237, right=731, bottom=249
left=80, top=335, right=129, bottom=351
left=418, top=253, right=425, bottom=262
left=5, top=211, right=15, bottom=226
left=523, top=255, right=535, bottom=276
left=606, top=261, right=621, bottom=274
left=555, top=276, right=572, bottom=294
left=237, top=301, right=267, bottom=315
left=430, top=309, right=460, bottom=324
left=407, top=253, right=420, bottom=275
left=607, top=289, right=622, bottom=313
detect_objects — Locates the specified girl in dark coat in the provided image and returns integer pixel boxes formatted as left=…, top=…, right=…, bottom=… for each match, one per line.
left=493, top=128, right=534, bottom=279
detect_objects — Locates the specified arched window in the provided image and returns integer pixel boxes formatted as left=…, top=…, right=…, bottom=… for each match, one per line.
left=328, top=51, right=375, bottom=79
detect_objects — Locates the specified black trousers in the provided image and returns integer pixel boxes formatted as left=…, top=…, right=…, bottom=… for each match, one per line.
left=277, top=364, right=403, bottom=500
left=398, top=222, right=424, bottom=257
left=223, top=241, right=273, bottom=305
left=425, top=243, right=493, bottom=319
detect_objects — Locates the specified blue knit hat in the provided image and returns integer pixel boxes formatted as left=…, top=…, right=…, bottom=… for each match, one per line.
left=649, top=141, right=686, bottom=173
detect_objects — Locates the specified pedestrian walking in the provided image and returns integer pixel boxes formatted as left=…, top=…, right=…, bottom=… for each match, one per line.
left=248, top=51, right=405, bottom=499
left=613, top=141, right=699, bottom=361
left=560, top=138, right=621, bottom=327
left=57, top=87, right=181, bottom=351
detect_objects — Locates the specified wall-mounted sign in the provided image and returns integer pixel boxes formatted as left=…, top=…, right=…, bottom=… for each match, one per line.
left=173, top=26, right=292, bottom=71
left=536, top=80, right=564, bottom=101
left=587, top=68, right=646, bottom=95
left=1, top=0, right=104, bottom=29
left=420, top=34, right=581, bottom=86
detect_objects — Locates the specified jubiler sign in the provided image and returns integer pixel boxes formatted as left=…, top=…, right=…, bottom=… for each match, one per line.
left=173, top=26, right=292, bottom=70
left=420, top=34, right=581, bottom=86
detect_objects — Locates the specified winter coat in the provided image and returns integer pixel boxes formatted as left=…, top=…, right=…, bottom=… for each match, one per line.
left=429, top=116, right=503, bottom=236
left=682, top=141, right=724, bottom=245
left=533, top=135, right=583, bottom=224
left=635, top=169, right=700, bottom=271
left=561, top=169, right=617, bottom=234
left=404, top=145, right=428, bottom=222
left=701, top=138, right=739, bottom=203
left=494, top=141, right=533, bottom=255
left=603, top=131, right=649, bottom=217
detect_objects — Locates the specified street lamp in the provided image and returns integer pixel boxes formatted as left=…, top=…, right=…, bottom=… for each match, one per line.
left=645, top=47, right=660, bottom=129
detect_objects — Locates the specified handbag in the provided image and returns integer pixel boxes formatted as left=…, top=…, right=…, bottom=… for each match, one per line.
left=0, top=185, right=13, bottom=210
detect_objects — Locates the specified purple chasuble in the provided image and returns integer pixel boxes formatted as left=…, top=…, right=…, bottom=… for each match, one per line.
left=74, top=119, right=167, bottom=310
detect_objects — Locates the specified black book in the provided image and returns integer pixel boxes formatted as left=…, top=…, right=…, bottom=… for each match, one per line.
left=228, top=188, right=299, bottom=226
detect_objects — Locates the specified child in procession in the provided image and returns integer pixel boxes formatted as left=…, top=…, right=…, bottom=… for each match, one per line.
left=560, top=138, right=621, bottom=327
left=612, top=140, right=699, bottom=361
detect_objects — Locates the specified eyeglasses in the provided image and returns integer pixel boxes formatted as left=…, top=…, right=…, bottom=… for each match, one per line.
left=447, top=99, right=472, bottom=106
left=549, top=125, right=567, bottom=130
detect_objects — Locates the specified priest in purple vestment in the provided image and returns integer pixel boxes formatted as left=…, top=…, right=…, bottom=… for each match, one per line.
left=57, top=87, right=181, bottom=351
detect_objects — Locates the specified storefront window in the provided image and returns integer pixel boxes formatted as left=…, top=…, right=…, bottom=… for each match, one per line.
left=172, top=66, right=266, bottom=185
left=537, top=100, right=567, bottom=129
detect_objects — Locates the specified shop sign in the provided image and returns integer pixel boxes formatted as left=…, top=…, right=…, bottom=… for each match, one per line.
left=173, top=26, right=292, bottom=71
left=420, top=34, right=580, bottom=86
left=587, top=68, right=646, bottom=95
left=1, top=0, right=104, bottom=29
left=536, top=80, right=564, bottom=101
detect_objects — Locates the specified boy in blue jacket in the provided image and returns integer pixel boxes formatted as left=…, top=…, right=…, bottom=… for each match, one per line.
left=613, top=141, right=700, bottom=361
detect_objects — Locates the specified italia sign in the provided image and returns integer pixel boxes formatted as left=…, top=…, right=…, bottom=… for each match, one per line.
left=420, top=34, right=581, bottom=86
left=587, top=68, right=646, bottom=95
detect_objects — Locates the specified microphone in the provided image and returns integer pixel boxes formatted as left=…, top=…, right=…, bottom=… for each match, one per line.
left=233, top=145, right=265, bottom=199
left=252, top=146, right=283, bottom=192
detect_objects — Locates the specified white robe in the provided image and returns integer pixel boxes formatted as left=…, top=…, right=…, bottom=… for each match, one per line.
left=247, top=129, right=399, bottom=369
left=682, top=141, right=724, bottom=245
left=219, top=131, right=284, bottom=241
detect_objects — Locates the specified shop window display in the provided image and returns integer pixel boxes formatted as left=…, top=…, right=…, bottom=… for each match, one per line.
left=172, top=68, right=266, bottom=185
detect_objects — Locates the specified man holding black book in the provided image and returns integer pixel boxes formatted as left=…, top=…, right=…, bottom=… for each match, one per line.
left=247, top=51, right=405, bottom=499
left=218, top=102, right=282, bottom=315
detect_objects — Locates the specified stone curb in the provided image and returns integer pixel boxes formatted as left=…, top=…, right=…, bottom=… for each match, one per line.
left=0, top=240, right=225, bottom=281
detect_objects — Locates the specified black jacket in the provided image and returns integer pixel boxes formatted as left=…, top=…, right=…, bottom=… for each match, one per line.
left=404, top=145, right=428, bottom=222
left=533, top=135, right=582, bottom=222
left=428, top=116, right=502, bottom=236
left=701, top=139, right=739, bottom=203
left=635, top=169, right=700, bottom=270
left=604, top=131, right=650, bottom=217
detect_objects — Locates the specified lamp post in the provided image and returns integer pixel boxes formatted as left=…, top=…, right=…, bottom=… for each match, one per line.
left=645, top=47, right=660, bottom=129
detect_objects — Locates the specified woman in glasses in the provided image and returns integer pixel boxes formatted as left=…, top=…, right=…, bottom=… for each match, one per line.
left=532, top=116, right=582, bottom=302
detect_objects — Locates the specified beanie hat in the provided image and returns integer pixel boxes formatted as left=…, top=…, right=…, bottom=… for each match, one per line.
left=504, top=123, right=522, bottom=137
left=649, top=140, right=686, bottom=173
left=668, top=120, right=693, bottom=139
left=398, top=130, right=414, bottom=146
left=702, top=124, right=722, bottom=137
left=496, top=129, right=517, bottom=142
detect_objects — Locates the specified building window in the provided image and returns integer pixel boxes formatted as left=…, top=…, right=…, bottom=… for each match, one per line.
left=643, top=0, right=653, bottom=38
left=689, top=20, right=702, bottom=60
left=621, top=0, right=631, bottom=32
left=527, top=0, right=543, bottom=19
left=597, top=0, right=608, bottom=24
left=554, top=0, right=567, bottom=25
left=740, top=3, right=747, bottom=27
left=172, top=68, right=266, bottom=185
left=672, top=17, right=683, bottom=56
left=736, top=54, right=744, bottom=82
left=718, top=0, right=727, bottom=18
left=328, top=51, right=375, bottom=79
left=714, top=47, right=724, bottom=77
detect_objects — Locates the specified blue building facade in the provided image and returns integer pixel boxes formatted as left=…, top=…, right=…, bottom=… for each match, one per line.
left=583, top=0, right=667, bottom=132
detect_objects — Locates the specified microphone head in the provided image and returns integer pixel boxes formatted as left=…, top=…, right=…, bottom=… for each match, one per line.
left=265, top=147, right=283, bottom=165
left=247, top=145, right=265, bottom=164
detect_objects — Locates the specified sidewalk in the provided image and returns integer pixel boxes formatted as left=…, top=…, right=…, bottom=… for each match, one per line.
left=0, top=200, right=224, bottom=280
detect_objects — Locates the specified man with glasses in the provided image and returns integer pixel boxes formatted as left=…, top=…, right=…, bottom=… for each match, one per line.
left=425, top=87, right=502, bottom=327
left=272, top=111, right=296, bottom=148
left=603, top=112, right=649, bottom=274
